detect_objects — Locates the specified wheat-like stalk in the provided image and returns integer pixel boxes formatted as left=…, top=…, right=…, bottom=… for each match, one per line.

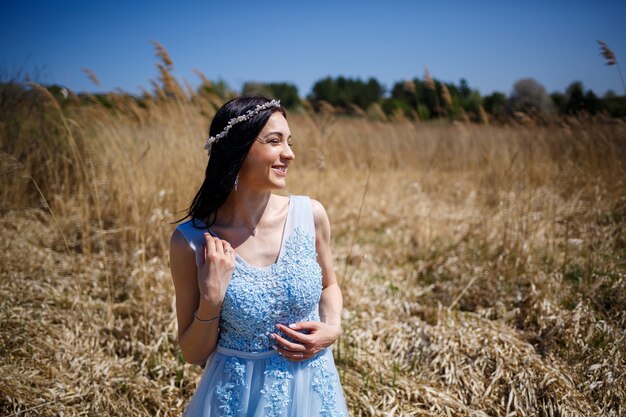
left=423, top=66, right=435, bottom=90
left=598, top=40, right=617, bottom=65
left=150, top=40, right=173, bottom=68
left=441, top=84, right=452, bottom=108
left=82, top=67, right=101, bottom=86
left=403, top=79, right=416, bottom=94
left=597, top=40, right=626, bottom=96
left=424, top=66, right=441, bottom=117
left=193, top=68, right=212, bottom=89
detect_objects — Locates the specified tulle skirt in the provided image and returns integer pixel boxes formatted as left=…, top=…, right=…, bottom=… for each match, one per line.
left=183, top=345, right=349, bottom=417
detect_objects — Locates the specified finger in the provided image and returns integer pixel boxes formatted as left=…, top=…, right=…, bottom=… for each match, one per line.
left=205, top=233, right=217, bottom=258
left=273, top=345, right=309, bottom=361
left=273, top=343, right=310, bottom=358
left=221, top=240, right=234, bottom=258
left=201, top=235, right=208, bottom=265
left=212, top=237, right=224, bottom=256
left=275, top=323, right=312, bottom=342
left=271, top=332, right=306, bottom=351
left=289, top=321, right=320, bottom=331
left=289, top=321, right=322, bottom=330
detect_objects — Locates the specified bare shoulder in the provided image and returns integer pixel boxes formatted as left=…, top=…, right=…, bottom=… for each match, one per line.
left=310, top=198, right=331, bottom=235
left=310, top=198, right=327, bottom=222
left=170, top=227, right=188, bottom=248
left=169, top=228, right=196, bottom=287
left=169, top=228, right=194, bottom=259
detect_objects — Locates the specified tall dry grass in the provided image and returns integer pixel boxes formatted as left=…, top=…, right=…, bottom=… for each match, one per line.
left=1, top=79, right=625, bottom=416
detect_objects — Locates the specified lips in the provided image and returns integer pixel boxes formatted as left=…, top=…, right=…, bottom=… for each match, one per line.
left=272, top=165, right=287, bottom=176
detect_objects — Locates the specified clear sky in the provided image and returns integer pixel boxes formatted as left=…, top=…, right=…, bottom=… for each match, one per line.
left=1, top=0, right=625, bottom=98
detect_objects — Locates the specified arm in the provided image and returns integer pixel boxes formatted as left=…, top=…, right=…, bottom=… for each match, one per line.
left=169, top=229, right=232, bottom=366
left=271, top=199, right=343, bottom=360
left=312, top=198, right=343, bottom=335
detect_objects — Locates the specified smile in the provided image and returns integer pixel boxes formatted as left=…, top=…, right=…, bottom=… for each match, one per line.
left=272, top=166, right=287, bottom=176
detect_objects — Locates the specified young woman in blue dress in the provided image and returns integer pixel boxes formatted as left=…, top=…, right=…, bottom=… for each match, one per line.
left=169, top=96, right=349, bottom=416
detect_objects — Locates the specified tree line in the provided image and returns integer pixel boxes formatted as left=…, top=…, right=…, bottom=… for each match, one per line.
left=244, top=75, right=626, bottom=121
left=15, top=40, right=626, bottom=123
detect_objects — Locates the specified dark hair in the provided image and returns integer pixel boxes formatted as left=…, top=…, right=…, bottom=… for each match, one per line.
left=179, top=96, right=286, bottom=228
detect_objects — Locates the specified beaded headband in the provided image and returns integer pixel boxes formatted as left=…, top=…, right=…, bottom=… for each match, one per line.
left=203, top=99, right=282, bottom=155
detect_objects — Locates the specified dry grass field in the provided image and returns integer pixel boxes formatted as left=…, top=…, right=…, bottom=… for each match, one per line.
left=1, top=86, right=625, bottom=416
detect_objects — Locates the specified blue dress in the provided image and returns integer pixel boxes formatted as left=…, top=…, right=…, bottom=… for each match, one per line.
left=175, top=195, right=349, bottom=417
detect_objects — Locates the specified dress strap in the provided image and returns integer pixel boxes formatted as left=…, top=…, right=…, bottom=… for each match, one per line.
left=284, top=195, right=315, bottom=238
left=175, top=218, right=208, bottom=267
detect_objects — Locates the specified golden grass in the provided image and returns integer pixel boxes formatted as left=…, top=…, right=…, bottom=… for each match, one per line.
left=1, top=89, right=625, bottom=416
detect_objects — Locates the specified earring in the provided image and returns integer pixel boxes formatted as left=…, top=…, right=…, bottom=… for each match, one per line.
left=234, top=174, right=238, bottom=191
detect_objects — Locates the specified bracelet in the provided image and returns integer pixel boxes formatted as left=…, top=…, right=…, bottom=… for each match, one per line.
left=194, top=310, right=220, bottom=323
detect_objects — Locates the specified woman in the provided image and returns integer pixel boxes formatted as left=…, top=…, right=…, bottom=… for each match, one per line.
left=170, top=96, right=349, bottom=416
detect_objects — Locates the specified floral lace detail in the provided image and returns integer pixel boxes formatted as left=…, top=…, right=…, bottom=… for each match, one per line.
left=308, top=354, right=346, bottom=417
left=215, top=357, right=246, bottom=417
left=218, top=226, right=323, bottom=352
left=260, top=355, right=293, bottom=417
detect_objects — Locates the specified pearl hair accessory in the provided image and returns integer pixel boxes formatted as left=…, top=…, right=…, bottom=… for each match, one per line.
left=204, top=99, right=282, bottom=155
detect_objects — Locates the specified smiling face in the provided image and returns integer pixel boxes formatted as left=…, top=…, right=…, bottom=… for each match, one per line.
left=237, top=111, right=295, bottom=192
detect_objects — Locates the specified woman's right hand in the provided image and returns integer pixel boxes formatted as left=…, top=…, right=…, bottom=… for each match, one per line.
left=197, top=233, right=235, bottom=305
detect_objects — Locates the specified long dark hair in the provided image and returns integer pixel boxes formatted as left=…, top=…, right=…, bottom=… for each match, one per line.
left=179, top=96, right=286, bottom=228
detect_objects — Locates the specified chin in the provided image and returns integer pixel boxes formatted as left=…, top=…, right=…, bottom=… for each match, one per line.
left=270, top=179, right=288, bottom=189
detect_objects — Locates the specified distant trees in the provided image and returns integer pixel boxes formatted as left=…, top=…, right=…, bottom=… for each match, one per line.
left=559, top=81, right=603, bottom=115
left=564, top=81, right=585, bottom=114
left=309, top=76, right=384, bottom=110
left=483, top=92, right=507, bottom=118
left=303, top=73, right=626, bottom=121
left=23, top=59, right=626, bottom=124
left=382, top=77, right=488, bottom=121
left=508, top=78, right=555, bottom=115
left=242, top=82, right=300, bottom=109
left=13, top=36, right=626, bottom=124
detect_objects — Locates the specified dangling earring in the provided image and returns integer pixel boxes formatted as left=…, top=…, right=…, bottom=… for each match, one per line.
left=234, top=174, right=238, bottom=191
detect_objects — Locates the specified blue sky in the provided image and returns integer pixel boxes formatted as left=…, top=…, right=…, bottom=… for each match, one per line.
left=1, top=0, right=625, bottom=97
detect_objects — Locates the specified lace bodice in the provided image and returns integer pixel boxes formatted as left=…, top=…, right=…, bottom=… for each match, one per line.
left=176, top=196, right=323, bottom=352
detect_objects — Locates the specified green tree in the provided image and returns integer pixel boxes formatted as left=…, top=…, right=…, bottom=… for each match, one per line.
left=565, top=81, right=585, bottom=114
left=389, top=79, right=428, bottom=119
left=458, top=78, right=471, bottom=100
left=242, top=82, right=300, bottom=108
left=550, top=92, right=566, bottom=114
left=603, top=90, right=617, bottom=100
left=584, top=90, right=602, bottom=115
left=309, top=76, right=383, bottom=110
left=310, top=76, right=339, bottom=105
left=242, top=82, right=272, bottom=98
left=602, top=94, right=626, bottom=117
left=483, top=92, right=507, bottom=116
left=463, top=90, right=483, bottom=120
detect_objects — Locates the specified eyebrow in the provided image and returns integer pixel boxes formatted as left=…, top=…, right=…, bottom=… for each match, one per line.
left=263, top=131, right=292, bottom=139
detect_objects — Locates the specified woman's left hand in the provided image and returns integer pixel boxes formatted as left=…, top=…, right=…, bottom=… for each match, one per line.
left=271, top=321, right=341, bottom=362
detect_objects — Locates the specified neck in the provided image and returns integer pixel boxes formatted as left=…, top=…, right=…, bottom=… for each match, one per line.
left=215, top=190, right=274, bottom=230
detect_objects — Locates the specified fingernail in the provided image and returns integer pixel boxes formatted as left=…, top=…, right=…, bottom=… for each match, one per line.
left=289, top=324, right=297, bottom=329
left=269, top=333, right=276, bottom=339
left=271, top=345, right=277, bottom=350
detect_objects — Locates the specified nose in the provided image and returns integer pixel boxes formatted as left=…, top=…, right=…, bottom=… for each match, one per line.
left=281, top=142, right=295, bottom=160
